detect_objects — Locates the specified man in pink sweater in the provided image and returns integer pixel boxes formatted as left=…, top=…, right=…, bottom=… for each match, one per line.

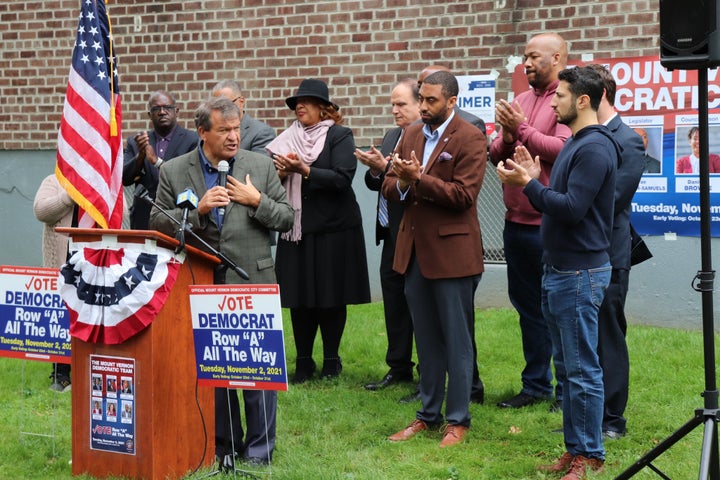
left=489, top=32, right=571, bottom=410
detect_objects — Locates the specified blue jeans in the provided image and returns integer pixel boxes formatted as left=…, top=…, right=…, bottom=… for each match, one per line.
left=504, top=221, right=554, bottom=398
left=542, top=263, right=611, bottom=460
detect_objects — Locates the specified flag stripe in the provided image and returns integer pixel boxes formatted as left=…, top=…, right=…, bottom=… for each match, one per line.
left=56, top=0, right=122, bottom=230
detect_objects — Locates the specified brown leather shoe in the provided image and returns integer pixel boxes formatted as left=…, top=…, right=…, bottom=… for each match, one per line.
left=537, top=451, right=574, bottom=472
left=560, top=455, right=604, bottom=480
left=439, top=424, right=468, bottom=447
left=388, top=419, right=427, bottom=442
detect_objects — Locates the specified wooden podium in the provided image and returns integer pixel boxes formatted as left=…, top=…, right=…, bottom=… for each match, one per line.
left=58, top=229, right=220, bottom=480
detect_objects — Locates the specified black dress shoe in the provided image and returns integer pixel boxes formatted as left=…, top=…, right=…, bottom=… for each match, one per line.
left=364, top=372, right=413, bottom=391
left=470, top=388, right=485, bottom=404
left=216, top=453, right=237, bottom=473
left=497, top=392, right=543, bottom=409
left=398, top=386, right=421, bottom=404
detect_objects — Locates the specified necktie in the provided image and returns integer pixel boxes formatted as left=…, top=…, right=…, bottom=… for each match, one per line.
left=378, top=194, right=389, bottom=227
left=378, top=130, right=403, bottom=228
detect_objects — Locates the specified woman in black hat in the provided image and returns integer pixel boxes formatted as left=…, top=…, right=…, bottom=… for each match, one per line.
left=266, top=79, right=370, bottom=383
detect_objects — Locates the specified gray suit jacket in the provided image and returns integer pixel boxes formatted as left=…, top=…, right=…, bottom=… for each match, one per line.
left=240, top=113, right=276, bottom=155
left=149, top=148, right=294, bottom=284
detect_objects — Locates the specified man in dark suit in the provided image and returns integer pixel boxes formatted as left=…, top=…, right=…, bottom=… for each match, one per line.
left=355, top=78, right=420, bottom=392
left=123, top=90, right=199, bottom=229
left=634, top=128, right=661, bottom=174
left=149, top=96, right=293, bottom=468
left=590, top=65, right=646, bottom=440
left=384, top=71, right=486, bottom=448
left=211, top=80, right=276, bottom=155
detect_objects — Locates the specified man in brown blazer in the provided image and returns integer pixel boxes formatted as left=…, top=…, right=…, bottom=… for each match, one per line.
left=383, top=71, right=486, bottom=448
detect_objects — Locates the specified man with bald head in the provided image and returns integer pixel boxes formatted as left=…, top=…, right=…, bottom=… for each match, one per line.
left=634, top=128, right=661, bottom=174
left=212, top=80, right=276, bottom=155
left=490, top=32, right=572, bottom=410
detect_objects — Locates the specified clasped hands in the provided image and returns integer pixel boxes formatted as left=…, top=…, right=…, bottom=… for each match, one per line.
left=272, top=152, right=310, bottom=180
left=496, top=145, right=541, bottom=187
left=354, top=146, right=388, bottom=176
left=389, top=151, right=422, bottom=190
left=495, top=99, right=526, bottom=144
left=198, top=174, right=261, bottom=215
left=133, top=131, right=159, bottom=165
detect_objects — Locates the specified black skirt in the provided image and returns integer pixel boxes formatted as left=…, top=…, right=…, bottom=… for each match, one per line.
left=275, top=225, right=371, bottom=309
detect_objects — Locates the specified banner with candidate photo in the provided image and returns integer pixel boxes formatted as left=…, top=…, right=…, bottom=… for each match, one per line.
left=511, top=55, right=720, bottom=237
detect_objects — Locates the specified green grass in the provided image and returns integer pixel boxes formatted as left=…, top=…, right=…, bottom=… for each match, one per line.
left=0, top=304, right=713, bottom=479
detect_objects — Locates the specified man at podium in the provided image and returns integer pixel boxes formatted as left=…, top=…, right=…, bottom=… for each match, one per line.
left=150, top=96, right=293, bottom=468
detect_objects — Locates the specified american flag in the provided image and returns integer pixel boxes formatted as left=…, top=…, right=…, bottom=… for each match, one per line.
left=56, top=0, right=123, bottom=229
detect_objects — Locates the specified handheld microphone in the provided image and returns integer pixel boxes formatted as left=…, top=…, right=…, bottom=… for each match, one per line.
left=217, top=160, right=230, bottom=220
left=137, top=186, right=249, bottom=280
left=176, top=188, right=199, bottom=252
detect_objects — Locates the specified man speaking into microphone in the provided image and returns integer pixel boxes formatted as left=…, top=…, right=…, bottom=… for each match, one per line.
left=150, top=96, right=293, bottom=467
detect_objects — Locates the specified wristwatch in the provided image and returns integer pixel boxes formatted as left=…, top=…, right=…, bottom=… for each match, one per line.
left=155, top=158, right=164, bottom=168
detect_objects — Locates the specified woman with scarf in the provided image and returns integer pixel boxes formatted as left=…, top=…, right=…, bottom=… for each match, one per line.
left=267, top=79, right=370, bottom=383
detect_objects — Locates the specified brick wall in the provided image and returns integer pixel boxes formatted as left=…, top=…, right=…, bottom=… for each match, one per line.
left=0, top=0, right=659, bottom=150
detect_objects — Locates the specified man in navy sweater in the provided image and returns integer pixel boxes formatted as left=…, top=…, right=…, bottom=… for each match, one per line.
left=496, top=66, right=619, bottom=480
left=588, top=64, right=647, bottom=441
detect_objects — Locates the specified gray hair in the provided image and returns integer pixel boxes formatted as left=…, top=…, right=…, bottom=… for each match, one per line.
left=194, top=96, right=240, bottom=130
left=395, top=77, right=419, bottom=101
left=211, top=80, right=242, bottom=97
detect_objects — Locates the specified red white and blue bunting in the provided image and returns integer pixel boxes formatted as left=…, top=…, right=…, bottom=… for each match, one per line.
left=58, top=241, right=183, bottom=344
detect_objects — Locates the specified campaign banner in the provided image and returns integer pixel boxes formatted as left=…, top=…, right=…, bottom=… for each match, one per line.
left=511, top=55, right=720, bottom=237
left=456, top=74, right=496, bottom=136
left=90, top=355, right=136, bottom=455
left=188, top=284, right=287, bottom=391
left=0, top=265, right=70, bottom=363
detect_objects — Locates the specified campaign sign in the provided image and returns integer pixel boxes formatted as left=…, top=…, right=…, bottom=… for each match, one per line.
left=90, top=355, right=136, bottom=455
left=0, top=265, right=70, bottom=363
left=189, top=284, right=287, bottom=391
left=511, top=55, right=720, bottom=237
left=456, top=74, right=496, bottom=136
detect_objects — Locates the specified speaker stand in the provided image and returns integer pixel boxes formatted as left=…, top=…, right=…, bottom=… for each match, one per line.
left=615, top=69, right=720, bottom=479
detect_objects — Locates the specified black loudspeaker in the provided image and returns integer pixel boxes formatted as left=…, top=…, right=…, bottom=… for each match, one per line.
left=660, top=0, right=720, bottom=70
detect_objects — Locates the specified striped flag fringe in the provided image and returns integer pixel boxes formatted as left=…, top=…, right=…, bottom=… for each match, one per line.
left=56, top=0, right=123, bottom=229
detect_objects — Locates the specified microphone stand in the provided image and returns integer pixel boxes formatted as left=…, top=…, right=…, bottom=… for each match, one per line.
left=178, top=206, right=189, bottom=253
left=137, top=188, right=250, bottom=281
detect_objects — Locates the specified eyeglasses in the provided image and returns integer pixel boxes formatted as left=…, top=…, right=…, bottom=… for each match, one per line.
left=231, top=96, right=243, bottom=103
left=149, top=105, right=177, bottom=113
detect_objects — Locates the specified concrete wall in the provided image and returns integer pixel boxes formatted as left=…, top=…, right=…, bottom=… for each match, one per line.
left=3, top=150, right=717, bottom=332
